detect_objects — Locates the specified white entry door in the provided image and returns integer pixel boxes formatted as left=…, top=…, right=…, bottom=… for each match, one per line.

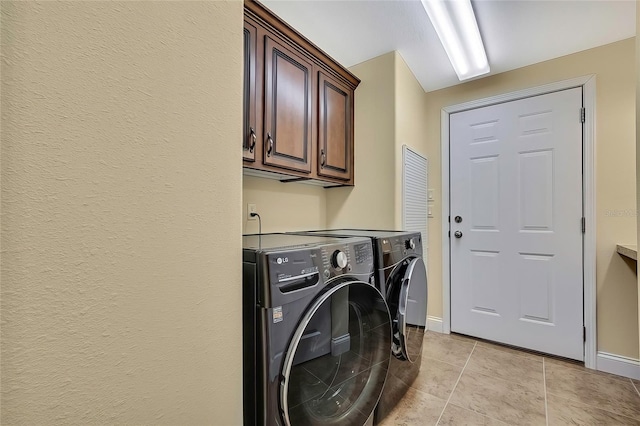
left=450, top=87, right=584, bottom=361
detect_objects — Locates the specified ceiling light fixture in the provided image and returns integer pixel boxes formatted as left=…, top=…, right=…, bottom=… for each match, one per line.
left=421, top=0, right=490, bottom=81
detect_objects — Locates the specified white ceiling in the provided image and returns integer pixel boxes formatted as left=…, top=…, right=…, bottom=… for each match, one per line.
left=261, top=0, right=636, bottom=92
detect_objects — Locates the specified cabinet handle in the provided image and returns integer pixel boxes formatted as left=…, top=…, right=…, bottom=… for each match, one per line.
left=249, top=127, right=256, bottom=153
left=320, top=149, right=326, bottom=168
left=266, top=133, right=273, bottom=156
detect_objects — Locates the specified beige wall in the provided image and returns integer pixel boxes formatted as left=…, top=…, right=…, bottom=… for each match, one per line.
left=326, top=52, right=397, bottom=229
left=1, top=2, right=243, bottom=424
left=394, top=53, right=432, bottom=265
left=637, top=3, right=640, bottom=357
left=425, top=38, right=638, bottom=358
left=242, top=176, right=327, bottom=233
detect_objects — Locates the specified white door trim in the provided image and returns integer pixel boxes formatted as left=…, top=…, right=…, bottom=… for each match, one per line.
left=440, top=75, right=597, bottom=369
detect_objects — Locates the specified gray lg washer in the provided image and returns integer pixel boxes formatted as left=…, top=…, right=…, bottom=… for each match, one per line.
left=242, top=233, right=393, bottom=426
left=287, top=230, right=428, bottom=424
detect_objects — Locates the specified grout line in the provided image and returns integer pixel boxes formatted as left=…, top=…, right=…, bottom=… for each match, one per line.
left=434, top=341, right=477, bottom=425
left=543, top=358, right=549, bottom=426
left=631, top=378, right=640, bottom=398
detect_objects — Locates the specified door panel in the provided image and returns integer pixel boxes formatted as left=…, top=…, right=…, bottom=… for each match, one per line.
left=263, top=35, right=313, bottom=173
left=318, top=72, right=353, bottom=182
left=450, top=87, right=583, bottom=360
left=518, top=253, right=554, bottom=323
left=519, top=150, right=554, bottom=230
left=470, top=156, right=500, bottom=229
left=469, top=250, right=501, bottom=316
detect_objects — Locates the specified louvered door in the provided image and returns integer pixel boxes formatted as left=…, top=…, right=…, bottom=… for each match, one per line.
left=402, top=146, right=428, bottom=250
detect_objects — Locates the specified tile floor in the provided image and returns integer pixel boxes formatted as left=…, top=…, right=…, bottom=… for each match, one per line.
left=379, top=331, right=640, bottom=426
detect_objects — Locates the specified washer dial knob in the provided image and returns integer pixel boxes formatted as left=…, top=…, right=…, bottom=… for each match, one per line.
left=405, top=238, right=416, bottom=250
left=331, top=250, right=348, bottom=269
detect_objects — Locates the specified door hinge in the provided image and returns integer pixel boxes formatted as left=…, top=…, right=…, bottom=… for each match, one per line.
left=448, top=230, right=451, bottom=238
left=448, top=216, right=451, bottom=223
left=580, top=107, right=586, bottom=123
left=583, top=326, right=586, bottom=342
left=581, top=217, right=586, bottom=233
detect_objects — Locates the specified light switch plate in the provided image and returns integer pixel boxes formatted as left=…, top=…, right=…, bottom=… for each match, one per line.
left=428, top=205, right=433, bottom=218
left=428, top=189, right=434, bottom=200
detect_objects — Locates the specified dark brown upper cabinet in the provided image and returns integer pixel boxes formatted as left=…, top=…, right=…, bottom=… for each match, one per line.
left=243, top=0, right=360, bottom=187
left=243, top=19, right=258, bottom=163
left=263, top=35, right=313, bottom=174
left=317, top=72, right=353, bottom=183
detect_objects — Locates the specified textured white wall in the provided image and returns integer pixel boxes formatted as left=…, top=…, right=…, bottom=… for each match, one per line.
left=1, top=1, right=243, bottom=424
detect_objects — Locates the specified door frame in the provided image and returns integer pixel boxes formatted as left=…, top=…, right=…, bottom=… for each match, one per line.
left=440, top=75, right=597, bottom=369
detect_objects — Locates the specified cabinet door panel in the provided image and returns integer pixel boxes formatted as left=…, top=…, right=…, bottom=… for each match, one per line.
left=318, top=72, right=353, bottom=182
left=243, top=19, right=258, bottom=162
left=264, top=35, right=313, bottom=173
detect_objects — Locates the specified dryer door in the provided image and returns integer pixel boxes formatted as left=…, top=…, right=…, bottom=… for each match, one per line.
left=387, top=256, right=428, bottom=362
left=280, top=280, right=391, bottom=426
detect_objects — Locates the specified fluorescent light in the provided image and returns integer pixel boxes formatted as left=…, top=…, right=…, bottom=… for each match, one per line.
left=421, top=0, right=490, bottom=81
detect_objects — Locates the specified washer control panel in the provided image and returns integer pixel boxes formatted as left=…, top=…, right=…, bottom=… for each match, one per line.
left=320, top=241, right=373, bottom=278
left=379, top=233, right=423, bottom=263
left=261, top=238, right=375, bottom=307
left=354, top=242, right=373, bottom=264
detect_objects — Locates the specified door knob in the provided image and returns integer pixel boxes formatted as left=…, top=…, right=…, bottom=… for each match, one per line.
left=454, top=231, right=463, bottom=238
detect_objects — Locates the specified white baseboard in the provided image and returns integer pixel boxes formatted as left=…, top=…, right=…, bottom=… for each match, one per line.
left=596, top=351, right=640, bottom=380
left=427, top=316, right=443, bottom=333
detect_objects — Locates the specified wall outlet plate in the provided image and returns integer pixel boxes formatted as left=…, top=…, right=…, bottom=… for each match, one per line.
left=247, top=203, right=257, bottom=220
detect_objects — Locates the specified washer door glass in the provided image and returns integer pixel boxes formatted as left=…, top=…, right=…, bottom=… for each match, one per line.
left=281, top=280, right=391, bottom=426
left=387, top=256, right=428, bottom=362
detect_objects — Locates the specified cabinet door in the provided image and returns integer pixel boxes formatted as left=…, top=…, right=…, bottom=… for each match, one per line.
left=263, top=35, right=313, bottom=174
left=243, top=19, right=258, bottom=162
left=317, top=72, right=353, bottom=182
